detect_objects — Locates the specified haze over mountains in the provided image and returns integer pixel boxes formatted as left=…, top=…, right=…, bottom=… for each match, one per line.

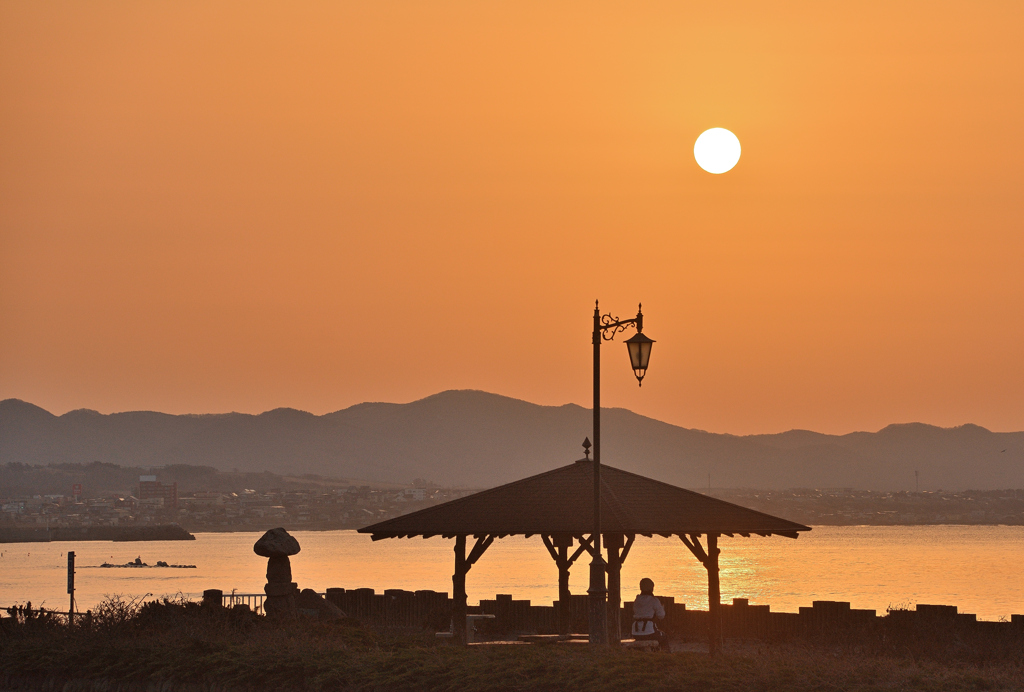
left=2, top=390, right=1021, bottom=491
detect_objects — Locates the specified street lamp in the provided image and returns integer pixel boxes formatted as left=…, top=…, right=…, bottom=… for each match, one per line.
left=624, top=332, right=654, bottom=385
left=589, top=301, right=654, bottom=645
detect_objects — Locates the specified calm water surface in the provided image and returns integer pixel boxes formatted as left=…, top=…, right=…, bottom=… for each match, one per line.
left=1, top=525, right=1020, bottom=620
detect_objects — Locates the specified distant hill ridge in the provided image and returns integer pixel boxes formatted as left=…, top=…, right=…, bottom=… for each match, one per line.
left=2, top=390, right=1022, bottom=491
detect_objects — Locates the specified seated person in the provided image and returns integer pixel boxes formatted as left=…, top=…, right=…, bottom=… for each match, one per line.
left=631, top=578, right=668, bottom=649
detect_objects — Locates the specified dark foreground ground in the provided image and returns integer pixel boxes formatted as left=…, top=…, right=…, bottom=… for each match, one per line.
left=2, top=599, right=1023, bottom=692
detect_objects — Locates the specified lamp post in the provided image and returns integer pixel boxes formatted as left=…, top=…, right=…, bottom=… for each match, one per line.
left=588, top=301, right=654, bottom=646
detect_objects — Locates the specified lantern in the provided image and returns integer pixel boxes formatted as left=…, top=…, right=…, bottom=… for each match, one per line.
left=624, top=332, right=654, bottom=386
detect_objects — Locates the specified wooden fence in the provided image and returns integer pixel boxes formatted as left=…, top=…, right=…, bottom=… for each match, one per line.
left=216, top=586, right=1024, bottom=642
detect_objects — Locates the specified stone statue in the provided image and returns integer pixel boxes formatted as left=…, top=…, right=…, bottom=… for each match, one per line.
left=254, top=527, right=301, bottom=617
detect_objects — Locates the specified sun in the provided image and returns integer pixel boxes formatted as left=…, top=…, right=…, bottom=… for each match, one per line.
left=694, top=128, right=741, bottom=174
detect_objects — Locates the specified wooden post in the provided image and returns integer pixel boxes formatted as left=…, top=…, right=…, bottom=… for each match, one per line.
left=679, top=532, right=722, bottom=656
left=451, top=534, right=494, bottom=645
left=558, top=544, right=571, bottom=635
left=67, top=551, right=75, bottom=628
left=543, top=534, right=585, bottom=637
left=707, top=533, right=721, bottom=656
left=605, top=533, right=623, bottom=643
left=453, top=535, right=468, bottom=645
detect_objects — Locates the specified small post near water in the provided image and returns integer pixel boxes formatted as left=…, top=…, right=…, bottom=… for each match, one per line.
left=67, top=550, right=75, bottom=627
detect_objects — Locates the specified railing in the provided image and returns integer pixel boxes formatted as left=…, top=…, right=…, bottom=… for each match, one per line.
left=223, top=592, right=265, bottom=613
left=221, top=591, right=327, bottom=614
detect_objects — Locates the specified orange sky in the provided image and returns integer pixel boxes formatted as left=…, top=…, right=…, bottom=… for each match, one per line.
left=2, top=1, right=1023, bottom=434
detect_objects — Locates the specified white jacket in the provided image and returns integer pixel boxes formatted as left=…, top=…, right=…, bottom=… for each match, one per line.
left=631, top=593, right=665, bottom=636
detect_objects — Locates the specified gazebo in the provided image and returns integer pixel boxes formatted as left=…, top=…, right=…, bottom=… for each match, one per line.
left=360, top=454, right=810, bottom=651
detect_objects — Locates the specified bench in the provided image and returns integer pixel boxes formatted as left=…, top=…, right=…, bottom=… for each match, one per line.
left=435, top=613, right=496, bottom=643
left=468, top=640, right=529, bottom=646
left=621, top=639, right=660, bottom=650
left=517, top=634, right=587, bottom=644
left=466, top=613, right=495, bottom=643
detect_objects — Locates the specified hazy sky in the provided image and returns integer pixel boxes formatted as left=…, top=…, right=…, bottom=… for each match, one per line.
left=2, top=1, right=1022, bottom=434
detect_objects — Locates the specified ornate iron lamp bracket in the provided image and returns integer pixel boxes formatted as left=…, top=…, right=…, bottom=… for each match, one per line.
left=598, top=303, right=644, bottom=341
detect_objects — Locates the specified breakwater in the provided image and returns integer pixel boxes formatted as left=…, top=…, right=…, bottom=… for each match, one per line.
left=0, top=525, right=195, bottom=543
left=95, top=558, right=197, bottom=568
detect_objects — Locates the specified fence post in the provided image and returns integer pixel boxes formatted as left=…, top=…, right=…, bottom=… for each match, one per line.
left=203, top=589, right=223, bottom=608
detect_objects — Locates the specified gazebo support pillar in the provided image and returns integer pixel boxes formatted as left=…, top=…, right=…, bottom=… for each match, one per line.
left=453, top=535, right=468, bottom=644
left=706, top=533, right=722, bottom=656
left=541, top=534, right=589, bottom=636
left=605, top=533, right=623, bottom=643
left=603, top=533, right=634, bottom=644
left=557, top=544, right=572, bottom=635
left=451, top=533, right=494, bottom=645
left=680, top=532, right=723, bottom=656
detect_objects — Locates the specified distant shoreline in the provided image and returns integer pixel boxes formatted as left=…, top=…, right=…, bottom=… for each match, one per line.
left=0, top=525, right=195, bottom=543
left=3, top=520, right=1020, bottom=543
left=181, top=520, right=1024, bottom=534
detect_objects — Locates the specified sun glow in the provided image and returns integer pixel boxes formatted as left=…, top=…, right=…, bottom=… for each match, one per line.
left=694, top=128, right=741, bottom=174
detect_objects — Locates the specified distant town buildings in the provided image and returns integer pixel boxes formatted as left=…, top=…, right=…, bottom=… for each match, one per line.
left=709, top=487, right=1024, bottom=526
left=1, top=466, right=1022, bottom=533
left=0, top=473, right=480, bottom=532
left=137, top=475, right=178, bottom=509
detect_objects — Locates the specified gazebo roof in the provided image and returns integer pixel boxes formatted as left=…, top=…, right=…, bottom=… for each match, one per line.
left=360, top=459, right=811, bottom=540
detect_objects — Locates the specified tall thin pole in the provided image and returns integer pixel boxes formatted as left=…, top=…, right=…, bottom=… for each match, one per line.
left=594, top=302, right=601, bottom=557
left=588, top=301, right=608, bottom=645
left=67, top=550, right=75, bottom=628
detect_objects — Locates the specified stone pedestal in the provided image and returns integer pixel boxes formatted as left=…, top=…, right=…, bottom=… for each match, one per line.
left=254, top=527, right=301, bottom=618
left=264, top=580, right=299, bottom=616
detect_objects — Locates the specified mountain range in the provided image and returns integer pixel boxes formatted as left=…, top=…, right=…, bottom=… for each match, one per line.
left=2, top=390, right=1022, bottom=491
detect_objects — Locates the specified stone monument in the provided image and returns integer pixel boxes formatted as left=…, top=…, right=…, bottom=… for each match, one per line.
left=254, top=527, right=301, bottom=617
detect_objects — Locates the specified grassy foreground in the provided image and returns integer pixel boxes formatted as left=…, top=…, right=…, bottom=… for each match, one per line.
left=2, top=599, right=1023, bottom=691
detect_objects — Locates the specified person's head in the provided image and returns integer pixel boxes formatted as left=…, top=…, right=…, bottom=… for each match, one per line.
left=639, top=578, right=654, bottom=594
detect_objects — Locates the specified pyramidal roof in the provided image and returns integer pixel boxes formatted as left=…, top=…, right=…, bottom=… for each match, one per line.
left=360, top=460, right=810, bottom=540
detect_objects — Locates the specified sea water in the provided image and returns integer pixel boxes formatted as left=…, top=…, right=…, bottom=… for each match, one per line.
left=1, top=525, right=1020, bottom=620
